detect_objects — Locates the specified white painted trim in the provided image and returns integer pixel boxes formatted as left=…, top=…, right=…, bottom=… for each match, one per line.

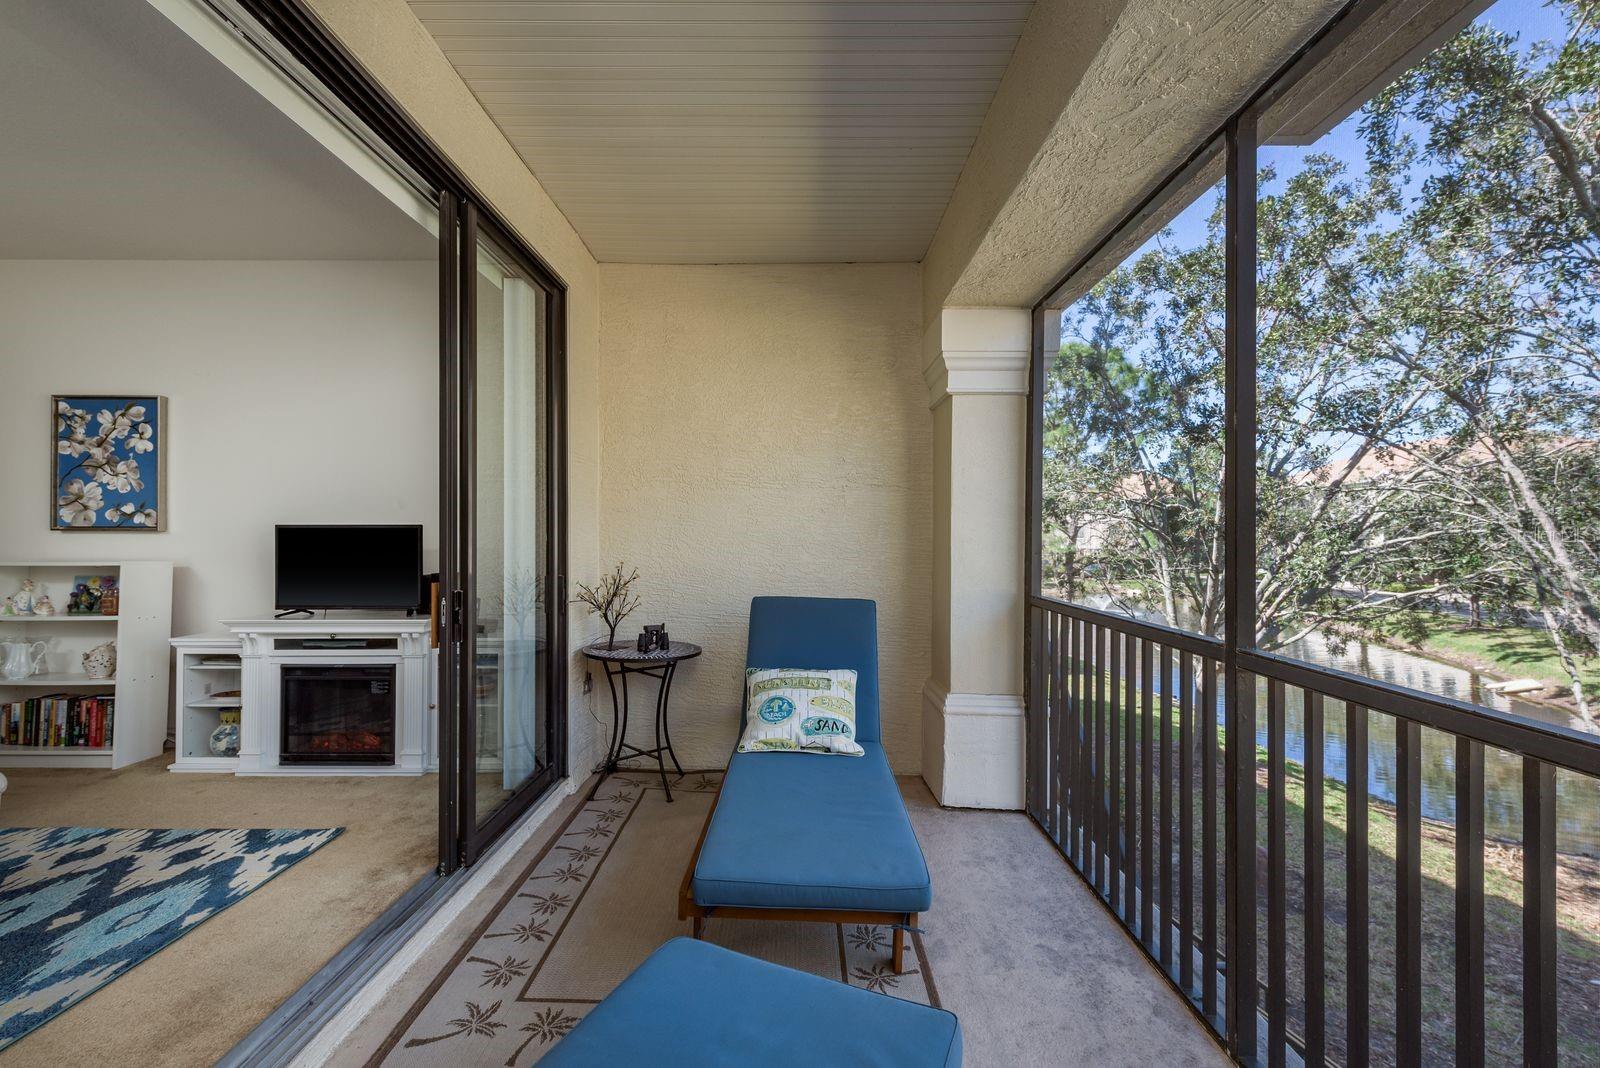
left=923, top=350, right=1030, bottom=407
left=145, top=0, right=437, bottom=235
left=921, top=678, right=1026, bottom=809
left=288, top=775, right=579, bottom=1068
left=929, top=680, right=1026, bottom=718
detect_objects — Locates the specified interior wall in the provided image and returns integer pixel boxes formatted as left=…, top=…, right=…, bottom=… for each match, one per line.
left=598, top=263, right=930, bottom=772
left=299, top=0, right=608, bottom=778
left=0, top=259, right=437, bottom=637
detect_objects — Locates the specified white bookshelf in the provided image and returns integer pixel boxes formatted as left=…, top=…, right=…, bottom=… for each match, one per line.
left=171, top=635, right=243, bottom=773
left=0, top=561, right=172, bottom=769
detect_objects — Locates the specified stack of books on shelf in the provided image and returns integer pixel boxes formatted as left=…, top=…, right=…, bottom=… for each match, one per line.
left=2, top=694, right=115, bottom=748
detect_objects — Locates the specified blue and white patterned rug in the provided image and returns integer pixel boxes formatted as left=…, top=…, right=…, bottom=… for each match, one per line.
left=0, top=826, right=341, bottom=1051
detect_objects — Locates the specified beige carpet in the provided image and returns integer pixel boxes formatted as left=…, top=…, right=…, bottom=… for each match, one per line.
left=369, top=771, right=938, bottom=1065
left=0, top=755, right=437, bottom=1067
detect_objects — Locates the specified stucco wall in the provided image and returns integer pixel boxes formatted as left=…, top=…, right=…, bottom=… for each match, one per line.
left=922, top=0, right=1341, bottom=322
left=597, top=263, right=931, bottom=772
left=300, top=0, right=608, bottom=776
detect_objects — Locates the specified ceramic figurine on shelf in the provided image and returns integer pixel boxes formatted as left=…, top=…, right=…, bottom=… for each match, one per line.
left=82, top=640, right=116, bottom=679
left=209, top=710, right=241, bottom=758
left=0, top=597, right=15, bottom=617
left=33, top=595, right=57, bottom=616
left=11, top=579, right=38, bottom=616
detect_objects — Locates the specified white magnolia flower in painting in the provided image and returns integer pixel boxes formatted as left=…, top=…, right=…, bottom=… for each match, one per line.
left=57, top=479, right=104, bottom=527
left=56, top=401, right=89, bottom=434
left=96, top=408, right=134, bottom=441
left=99, top=459, right=143, bottom=494
left=132, top=507, right=158, bottom=526
left=125, top=405, right=147, bottom=422
left=105, top=502, right=137, bottom=522
left=57, top=433, right=89, bottom=458
left=127, top=422, right=155, bottom=453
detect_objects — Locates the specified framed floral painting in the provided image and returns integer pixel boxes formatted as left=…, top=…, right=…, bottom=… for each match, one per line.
left=52, top=396, right=167, bottom=531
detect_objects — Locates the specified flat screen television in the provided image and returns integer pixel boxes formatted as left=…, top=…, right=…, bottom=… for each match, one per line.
left=274, top=524, right=422, bottom=611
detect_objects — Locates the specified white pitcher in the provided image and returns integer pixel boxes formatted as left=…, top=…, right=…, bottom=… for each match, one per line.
left=1, top=641, right=47, bottom=681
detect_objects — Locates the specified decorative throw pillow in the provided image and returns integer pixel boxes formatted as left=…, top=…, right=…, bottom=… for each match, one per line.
left=737, top=668, right=864, bottom=756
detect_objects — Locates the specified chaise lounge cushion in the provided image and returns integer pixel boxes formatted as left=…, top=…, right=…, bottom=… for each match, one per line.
left=541, top=937, right=962, bottom=1067
left=692, top=742, right=931, bottom=913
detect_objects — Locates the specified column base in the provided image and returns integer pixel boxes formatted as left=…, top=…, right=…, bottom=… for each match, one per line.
left=920, top=679, right=1025, bottom=810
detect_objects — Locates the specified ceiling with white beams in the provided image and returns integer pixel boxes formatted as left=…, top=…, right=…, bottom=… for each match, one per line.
left=409, top=1, right=1035, bottom=263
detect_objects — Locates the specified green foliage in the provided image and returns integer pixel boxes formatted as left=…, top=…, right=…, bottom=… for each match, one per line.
left=1041, top=0, right=1600, bottom=711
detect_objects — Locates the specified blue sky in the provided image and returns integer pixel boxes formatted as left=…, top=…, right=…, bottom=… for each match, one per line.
left=1149, top=0, right=1564, bottom=253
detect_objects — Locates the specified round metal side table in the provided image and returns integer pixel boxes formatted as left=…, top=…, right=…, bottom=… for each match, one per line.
left=582, top=640, right=701, bottom=801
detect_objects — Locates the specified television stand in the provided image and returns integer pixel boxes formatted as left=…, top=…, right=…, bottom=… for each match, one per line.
left=167, top=616, right=434, bottom=776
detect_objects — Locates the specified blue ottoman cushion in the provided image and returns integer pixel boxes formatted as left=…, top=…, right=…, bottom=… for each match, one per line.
left=541, top=938, right=962, bottom=1067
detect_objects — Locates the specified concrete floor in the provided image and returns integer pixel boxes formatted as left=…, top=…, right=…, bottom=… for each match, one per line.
left=901, top=778, right=1229, bottom=1066
left=329, top=775, right=1228, bottom=1067
left=0, top=754, right=437, bottom=1067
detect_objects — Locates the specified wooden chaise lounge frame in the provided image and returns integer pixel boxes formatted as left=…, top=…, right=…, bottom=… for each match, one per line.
left=677, top=776, right=916, bottom=974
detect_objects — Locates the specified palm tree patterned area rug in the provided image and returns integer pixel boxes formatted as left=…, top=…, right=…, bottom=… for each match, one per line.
left=0, top=825, right=342, bottom=1051
left=371, top=772, right=940, bottom=1066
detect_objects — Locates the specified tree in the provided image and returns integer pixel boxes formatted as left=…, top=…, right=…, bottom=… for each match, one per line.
left=1041, top=0, right=1600, bottom=719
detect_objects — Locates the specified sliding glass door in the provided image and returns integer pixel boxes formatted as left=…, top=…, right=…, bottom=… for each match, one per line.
left=443, top=202, right=566, bottom=867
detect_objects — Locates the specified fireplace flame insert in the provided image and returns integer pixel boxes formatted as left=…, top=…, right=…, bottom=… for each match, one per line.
left=281, top=664, right=395, bottom=765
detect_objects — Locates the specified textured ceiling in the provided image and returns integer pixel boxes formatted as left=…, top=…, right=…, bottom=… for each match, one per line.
left=410, top=1, right=1035, bottom=263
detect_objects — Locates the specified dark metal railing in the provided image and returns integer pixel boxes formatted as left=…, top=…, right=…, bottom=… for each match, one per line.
left=1026, top=593, right=1599, bottom=1066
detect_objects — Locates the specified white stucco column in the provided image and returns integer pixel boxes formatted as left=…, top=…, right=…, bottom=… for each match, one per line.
left=921, top=307, right=1028, bottom=809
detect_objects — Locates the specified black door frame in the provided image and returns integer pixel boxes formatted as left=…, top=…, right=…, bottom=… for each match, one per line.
left=221, top=0, right=571, bottom=874
left=452, top=201, right=569, bottom=867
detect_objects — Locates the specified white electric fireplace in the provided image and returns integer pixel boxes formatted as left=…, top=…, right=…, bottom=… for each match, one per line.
left=170, top=616, right=433, bottom=776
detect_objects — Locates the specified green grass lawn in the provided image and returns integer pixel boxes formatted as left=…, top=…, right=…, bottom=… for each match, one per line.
left=1362, top=608, right=1600, bottom=699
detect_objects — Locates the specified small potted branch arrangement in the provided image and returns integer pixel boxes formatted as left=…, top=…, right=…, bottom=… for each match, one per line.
left=575, top=563, right=642, bottom=650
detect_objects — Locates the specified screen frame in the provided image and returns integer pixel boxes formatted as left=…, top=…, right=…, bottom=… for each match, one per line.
left=273, top=523, right=424, bottom=610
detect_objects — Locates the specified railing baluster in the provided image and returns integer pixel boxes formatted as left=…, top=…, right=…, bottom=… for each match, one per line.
left=1456, top=737, right=1484, bottom=1068
left=1268, top=679, right=1287, bottom=1067
left=1397, top=718, right=1422, bottom=1064
left=1077, top=621, right=1089, bottom=878
left=1160, top=643, right=1175, bottom=973
left=1065, top=615, right=1077, bottom=859
left=1051, top=611, right=1064, bottom=845
left=1523, top=757, right=1557, bottom=1066
left=1109, top=626, right=1123, bottom=914
left=1039, top=613, right=1049, bottom=832
left=1142, top=637, right=1155, bottom=947
left=1347, top=703, right=1370, bottom=1068
left=1304, top=690, right=1325, bottom=1065
left=1201, top=656, right=1219, bottom=1021
left=1073, top=619, right=1087, bottom=875
left=1125, top=632, right=1138, bottom=924
left=1086, top=623, right=1100, bottom=893
left=1029, top=606, right=1043, bottom=822
left=1096, top=624, right=1107, bottom=896
left=1179, top=651, right=1195, bottom=995
left=1226, top=666, right=1258, bottom=1056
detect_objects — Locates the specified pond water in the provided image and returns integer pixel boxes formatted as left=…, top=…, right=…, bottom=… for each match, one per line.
left=1106, top=627, right=1600, bottom=856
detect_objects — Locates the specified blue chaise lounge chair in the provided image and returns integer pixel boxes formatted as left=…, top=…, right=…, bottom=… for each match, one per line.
left=541, top=938, right=963, bottom=1066
left=678, top=596, right=932, bottom=973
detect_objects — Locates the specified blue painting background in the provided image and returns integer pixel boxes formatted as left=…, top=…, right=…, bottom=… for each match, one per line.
left=53, top=396, right=162, bottom=530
